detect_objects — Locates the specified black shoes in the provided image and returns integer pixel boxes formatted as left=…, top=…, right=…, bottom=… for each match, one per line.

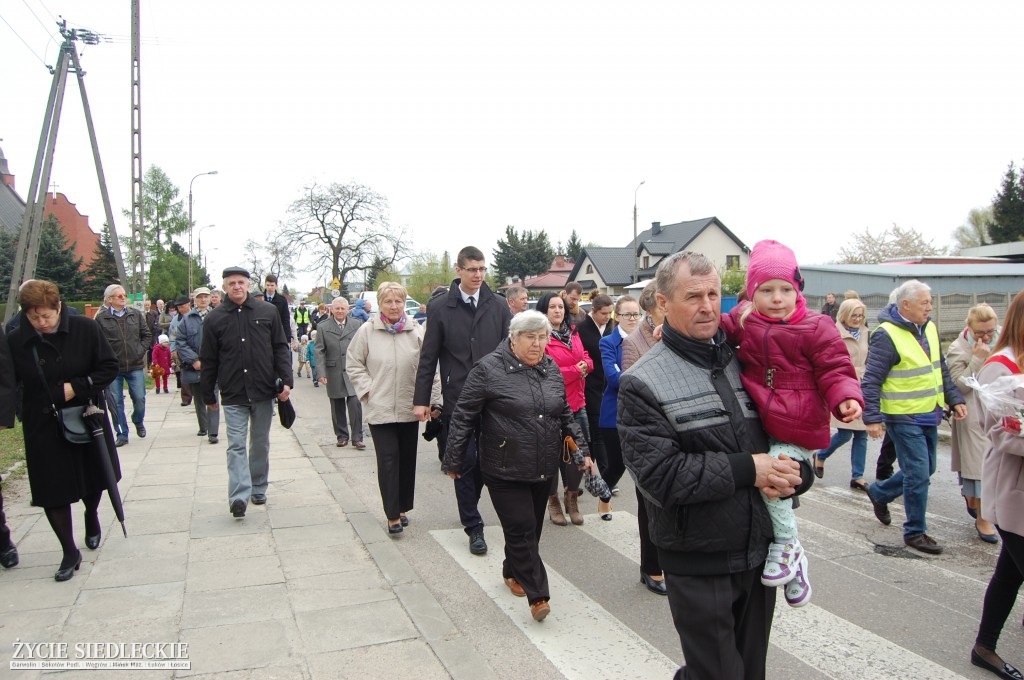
left=0, top=544, right=18, bottom=568
left=640, top=572, right=668, bottom=596
left=251, top=494, right=267, bottom=505
left=197, top=430, right=208, bottom=437
left=388, top=523, right=403, bottom=535
left=230, top=499, right=246, bottom=518
left=208, top=435, right=219, bottom=444
left=400, top=515, right=409, bottom=527
left=904, top=533, right=943, bottom=554
left=85, top=531, right=101, bottom=550
left=136, top=424, right=147, bottom=438
left=469, top=528, right=487, bottom=555
left=849, top=479, right=869, bottom=492
left=115, top=438, right=128, bottom=447
left=867, top=489, right=891, bottom=526
left=55, top=550, right=82, bottom=582
left=972, top=647, right=1024, bottom=680
left=813, top=454, right=825, bottom=479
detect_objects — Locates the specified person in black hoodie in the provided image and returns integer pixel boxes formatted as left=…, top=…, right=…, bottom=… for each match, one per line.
left=201, top=267, right=293, bottom=518
left=0, top=324, right=19, bottom=569
left=413, top=246, right=512, bottom=556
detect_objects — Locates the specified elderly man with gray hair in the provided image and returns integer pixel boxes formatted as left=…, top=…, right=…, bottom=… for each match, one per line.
left=94, top=283, right=152, bottom=447
left=862, top=279, right=967, bottom=554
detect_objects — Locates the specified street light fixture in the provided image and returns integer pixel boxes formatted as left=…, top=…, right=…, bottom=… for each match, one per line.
left=188, top=170, right=218, bottom=295
left=632, top=180, right=646, bottom=284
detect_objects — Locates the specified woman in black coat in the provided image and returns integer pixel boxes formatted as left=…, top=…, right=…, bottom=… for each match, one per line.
left=7, top=280, right=120, bottom=581
left=442, top=310, right=593, bottom=622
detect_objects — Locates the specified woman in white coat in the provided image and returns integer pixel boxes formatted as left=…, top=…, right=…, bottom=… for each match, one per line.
left=947, top=303, right=1000, bottom=543
left=347, top=282, right=441, bottom=535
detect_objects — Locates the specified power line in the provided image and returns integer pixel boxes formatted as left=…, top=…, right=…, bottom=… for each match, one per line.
left=0, top=12, right=48, bottom=67
left=18, top=0, right=53, bottom=39
left=33, top=0, right=55, bottom=24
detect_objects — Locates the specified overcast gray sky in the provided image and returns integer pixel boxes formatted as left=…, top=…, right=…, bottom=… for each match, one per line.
left=3, top=1, right=1023, bottom=293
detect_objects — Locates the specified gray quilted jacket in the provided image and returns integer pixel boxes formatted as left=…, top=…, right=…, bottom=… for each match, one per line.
left=619, top=323, right=811, bottom=576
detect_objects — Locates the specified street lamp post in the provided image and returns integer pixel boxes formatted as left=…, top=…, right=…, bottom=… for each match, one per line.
left=197, top=224, right=215, bottom=279
left=633, top=180, right=646, bottom=283
left=188, top=170, right=218, bottom=295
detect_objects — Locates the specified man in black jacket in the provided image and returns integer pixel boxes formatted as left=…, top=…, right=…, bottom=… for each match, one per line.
left=619, top=251, right=811, bottom=680
left=262, top=274, right=293, bottom=344
left=0, top=326, right=19, bottom=568
left=201, top=267, right=293, bottom=518
left=414, top=246, right=512, bottom=555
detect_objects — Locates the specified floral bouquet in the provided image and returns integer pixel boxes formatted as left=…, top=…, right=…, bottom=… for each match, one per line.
left=964, top=373, right=1024, bottom=436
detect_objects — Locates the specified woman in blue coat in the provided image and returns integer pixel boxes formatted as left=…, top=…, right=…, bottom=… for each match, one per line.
left=597, top=296, right=642, bottom=517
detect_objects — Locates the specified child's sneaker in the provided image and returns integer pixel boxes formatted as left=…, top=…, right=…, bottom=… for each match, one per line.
left=784, top=554, right=812, bottom=607
left=761, top=539, right=803, bottom=586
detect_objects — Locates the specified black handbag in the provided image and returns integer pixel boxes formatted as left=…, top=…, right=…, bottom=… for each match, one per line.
left=32, top=346, right=93, bottom=445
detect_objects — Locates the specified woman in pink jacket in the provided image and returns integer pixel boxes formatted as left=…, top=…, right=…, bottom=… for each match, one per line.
left=537, top=293, right=592, bottom=527
left=970, top=290, right=1024, bottom=680
left=720, top=240, right=863, bottom=609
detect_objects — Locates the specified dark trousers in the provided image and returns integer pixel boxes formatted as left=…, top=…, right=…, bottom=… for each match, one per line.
left=179, top=378, right=192, bottom=406
left=665, top=566, right=775, bottom=680
left=976, top=527, right=1024, bottom=650
left=637, top=489, right=662, bottom=576
left=440, top=415, right=485, bottom=533
left=599, top=427, right=627, bottom=491
left=486, top=475, right=550, bottom=605
left=330, top=395, right=363, bottom=442
left=876, top=432, right=897, bottom=480
left=0, top=475, right=11, bottom=550
left=369, top=422, right=419, bottom=520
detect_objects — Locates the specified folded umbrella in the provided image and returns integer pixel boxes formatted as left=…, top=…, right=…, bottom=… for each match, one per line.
left=276, top=379, right=296, bottom=429
left=81, top=403, right=127, bottom=538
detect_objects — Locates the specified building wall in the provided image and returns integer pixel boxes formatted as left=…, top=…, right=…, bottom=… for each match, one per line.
left=44, top=193, right=99, bottom=271
left=687, top=228, right=751, bottom=270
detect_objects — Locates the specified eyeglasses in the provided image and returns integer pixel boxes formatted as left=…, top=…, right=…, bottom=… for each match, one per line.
left=973, top=328, right=997, bottom=340
left=618, top=312, right=642, bottom=319
left=459, top=267, right=487, bottom=274
left=519, top=333, right=548, bottom=344
left=850, top=314, right=865, bottom=319
left=112, top=294, right=126, bottom=299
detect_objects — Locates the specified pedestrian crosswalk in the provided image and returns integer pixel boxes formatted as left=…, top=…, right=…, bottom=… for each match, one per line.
left=435, top=501, right=982, bottom=679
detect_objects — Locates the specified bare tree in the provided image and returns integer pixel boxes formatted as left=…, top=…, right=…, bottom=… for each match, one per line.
left=241, top=229, right=297, bottom=291
left=834, top=224, right=946, bottom=264
left=282, top=181, right=408, bottom=285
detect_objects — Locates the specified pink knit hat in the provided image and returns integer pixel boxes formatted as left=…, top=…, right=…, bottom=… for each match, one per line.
left=745, top=239, right=805, bottom=300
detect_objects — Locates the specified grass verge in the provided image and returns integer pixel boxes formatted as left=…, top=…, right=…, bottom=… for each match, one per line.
left=0, top=421, right=26, bottom=484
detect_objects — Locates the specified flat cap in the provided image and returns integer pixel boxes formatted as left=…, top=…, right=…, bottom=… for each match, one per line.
left=222, top=266, right=250, bottom=279
left=172, top=296, right=191, bottom=308
left=192, top=286, right=211, bottom=297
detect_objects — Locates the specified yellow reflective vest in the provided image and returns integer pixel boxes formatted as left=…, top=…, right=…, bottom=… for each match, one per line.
left=877, top=320, right=945, bottom=415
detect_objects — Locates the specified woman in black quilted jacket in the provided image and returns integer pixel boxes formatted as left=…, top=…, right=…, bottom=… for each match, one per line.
left=443, top=310, right=594, bottom=623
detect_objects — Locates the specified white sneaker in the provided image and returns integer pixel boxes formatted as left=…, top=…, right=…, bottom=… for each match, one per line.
left=784, top=554, right=812, bottom=607
left=761, top=539, right=803, bottom=586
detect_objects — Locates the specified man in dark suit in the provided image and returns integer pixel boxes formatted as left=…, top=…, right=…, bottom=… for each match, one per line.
left=315, top=297, right=365, bottom=448
left=576, top=293, right=614, bottom=477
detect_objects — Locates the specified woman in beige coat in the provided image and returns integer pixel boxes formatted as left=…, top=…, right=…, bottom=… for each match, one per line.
left=347, top=282, right=441, bottom=535
left=814, top=299, right=870, bottom=491
left=947, top=303, right=1000, bottom=543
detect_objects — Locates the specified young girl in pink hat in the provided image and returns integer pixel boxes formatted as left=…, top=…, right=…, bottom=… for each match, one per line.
left=720, top=239, right=864, bottom=607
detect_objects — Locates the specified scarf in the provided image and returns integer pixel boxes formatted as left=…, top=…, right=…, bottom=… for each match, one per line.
left=551, top=320, right=574, bottom=349
left=845, top=325, right=861, bottom=341
left=381, top=313, right=406, bottom=334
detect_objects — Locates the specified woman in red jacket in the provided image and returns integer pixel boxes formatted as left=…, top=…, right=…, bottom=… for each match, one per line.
left=536, top=293, right=592, bottom=527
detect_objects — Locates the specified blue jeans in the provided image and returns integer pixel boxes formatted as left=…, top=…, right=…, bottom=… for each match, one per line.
left=868, top=422, right=937, bottom=538
left=110, top=369, right=146, bottom=439
left=816, top=429, right=867, bottom=480
left=222, top=401, right=273, bottom=508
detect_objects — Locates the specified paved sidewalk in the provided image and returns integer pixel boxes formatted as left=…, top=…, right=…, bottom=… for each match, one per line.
left=0, top=386, right=496, bottom=679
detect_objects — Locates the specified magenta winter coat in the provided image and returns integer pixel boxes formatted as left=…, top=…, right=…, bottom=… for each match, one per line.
left=720, top=303, right=863, bottom=450
left=545, top=328, right=593, bottom=413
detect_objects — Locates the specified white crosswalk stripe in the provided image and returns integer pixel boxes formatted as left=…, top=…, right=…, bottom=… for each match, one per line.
left=578, top=512, right=972, bottom=680
left=431, top=527, right=679, bottom=680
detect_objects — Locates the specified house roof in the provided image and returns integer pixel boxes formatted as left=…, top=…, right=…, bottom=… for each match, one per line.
left=631, top=216, right=750, bottom=255
left=521, top=271, right=570, bottom=289
left=566, top=247, right=637, bottom=287
left=802, top=263, right=1024, bottom=277
left=641, top=241, right=675, bottom=256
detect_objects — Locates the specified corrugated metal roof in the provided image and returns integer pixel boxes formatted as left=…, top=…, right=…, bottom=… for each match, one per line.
left=803, top=264, right=1024, bottom=277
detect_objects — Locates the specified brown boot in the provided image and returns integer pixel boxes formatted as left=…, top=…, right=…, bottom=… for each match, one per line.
left=547, top=495, right=568, bottom=526
left=564, top=490, right=584, bottom=525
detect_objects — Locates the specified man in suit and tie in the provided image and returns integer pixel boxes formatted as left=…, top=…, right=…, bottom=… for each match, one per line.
left=316, top=297, right=365, bottom=448
left=576, top=293, right=615, bottom=477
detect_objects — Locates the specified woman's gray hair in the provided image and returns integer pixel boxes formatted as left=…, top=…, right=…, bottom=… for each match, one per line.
left=509, top=310, right=552, bottom=339
left=893, top=279, right=930, bottom=306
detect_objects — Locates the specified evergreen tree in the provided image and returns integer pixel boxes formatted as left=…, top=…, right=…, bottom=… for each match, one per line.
left=565, top=229, right=584, bottom=261
left=83, top=224, right=121, bottom=299
left=0, top=230, right=16, bottom=303
left=147, top=242, right=209, bottom=302
left=990, top=162, right=1024, bottom=244
left=35, top=214, right=86, bottom=299
left=492, top=226, right=556, bottom=282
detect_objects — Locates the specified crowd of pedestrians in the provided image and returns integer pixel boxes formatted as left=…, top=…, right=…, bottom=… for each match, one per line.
left=1, top=240, right=1023, bottom=680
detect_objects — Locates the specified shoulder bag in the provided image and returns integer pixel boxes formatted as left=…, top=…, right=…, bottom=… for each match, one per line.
left=31, top=345, right=92, bottom=445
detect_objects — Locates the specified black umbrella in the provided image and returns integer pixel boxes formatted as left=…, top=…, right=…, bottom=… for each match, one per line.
left=82, top=403, right=127, bottom=538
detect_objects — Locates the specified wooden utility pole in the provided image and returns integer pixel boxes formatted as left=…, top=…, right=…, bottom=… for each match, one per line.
left=3, top=21, right=128, bottom=324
